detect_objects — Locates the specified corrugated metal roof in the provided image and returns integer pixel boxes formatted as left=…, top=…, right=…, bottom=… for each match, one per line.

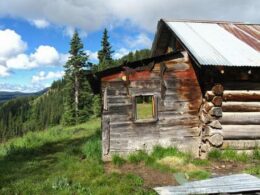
left=165, top=21, right=260, bottom=66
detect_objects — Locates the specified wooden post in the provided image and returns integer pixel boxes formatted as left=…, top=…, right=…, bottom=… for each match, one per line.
left=102, top=116, right=110, bottom=156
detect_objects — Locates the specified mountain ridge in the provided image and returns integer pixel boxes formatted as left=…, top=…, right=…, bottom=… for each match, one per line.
left=0, top=88, right=48, bottom=103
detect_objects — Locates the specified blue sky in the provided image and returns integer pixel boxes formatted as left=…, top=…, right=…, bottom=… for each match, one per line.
left=0, top=0, right=259, bottom=92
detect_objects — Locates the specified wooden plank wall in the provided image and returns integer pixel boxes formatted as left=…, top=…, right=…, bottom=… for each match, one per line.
left=101, top=56, right=202, bottom=160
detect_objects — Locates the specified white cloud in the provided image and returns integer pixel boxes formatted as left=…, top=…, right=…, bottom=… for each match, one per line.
left=63, top=26, right=88, bottom=38
left=0, top=29, right=27, bottom=61
left=30, top=19, right=50, bottom=28
left=86, top=50, right=98, bottom=62
left=32, top=70, right=64, bottom=83
left=0, top=65, right=9, bottom=76
left=4, top=45, right=65, bottom=70
left=0, top=28, right=67, bottom=73
left=0, top=0, right=258, bottom=33
left=0, top=82, right=47, bottom=92
left=6, top=54, right=37, bottom=69
left=113, top=48, right=130, bottom=59
left=125, top=33, right=152, bottom=49
left=31, top=45, right=59, bottom=65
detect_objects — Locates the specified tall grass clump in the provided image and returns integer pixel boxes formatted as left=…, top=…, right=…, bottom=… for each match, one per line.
left=112, top=155, right=126, bottom=167
left=253, top=148, right=260, bottom=160
left=208, top=149, right=222, bottom=160
left=208, top=148, right=249, bottom=162
left=127, top=150, right=150, bottom=164
left=81, top=131, right=102, bottom=162
left=187, top=170, right=211, bottom=180
left=151, top=145, right=185, bottom=159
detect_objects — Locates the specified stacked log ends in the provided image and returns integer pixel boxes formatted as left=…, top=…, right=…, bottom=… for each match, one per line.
left=212, top=84, right=224, bottom=96
left=199, top=84, right=224, bottom=158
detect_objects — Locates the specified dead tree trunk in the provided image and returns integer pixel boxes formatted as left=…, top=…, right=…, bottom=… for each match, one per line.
left=75, top=73, right=79, bottom=124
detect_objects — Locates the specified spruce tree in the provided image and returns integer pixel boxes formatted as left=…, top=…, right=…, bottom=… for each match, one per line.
left=63, top=31, right=92, bottom=125
left=98, top=28, right=114, bottom=70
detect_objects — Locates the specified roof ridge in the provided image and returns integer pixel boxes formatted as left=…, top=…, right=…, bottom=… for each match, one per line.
left=161, top=18, right=260, bottom=25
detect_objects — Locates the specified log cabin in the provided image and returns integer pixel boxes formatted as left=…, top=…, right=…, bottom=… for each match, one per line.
left=87, top=19, right=260, bottom=160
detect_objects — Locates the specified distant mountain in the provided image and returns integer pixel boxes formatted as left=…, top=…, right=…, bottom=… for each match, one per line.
left=0, top=88, right=48, bottom=103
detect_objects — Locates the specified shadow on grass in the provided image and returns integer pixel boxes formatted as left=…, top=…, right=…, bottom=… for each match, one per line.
left=0, top=128, right=101, bottom=189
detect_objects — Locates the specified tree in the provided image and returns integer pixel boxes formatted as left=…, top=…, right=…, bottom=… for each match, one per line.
left=97, top=28, right=114, bottom=70
left=63, top=31, right=92, bottom=125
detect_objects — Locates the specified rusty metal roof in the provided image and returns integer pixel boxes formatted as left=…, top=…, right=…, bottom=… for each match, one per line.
left=165, top=20, right=260, bottom=67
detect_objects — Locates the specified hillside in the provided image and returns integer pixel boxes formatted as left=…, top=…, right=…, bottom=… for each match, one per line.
left=0, top=118, right=259, bottom=194
left=0, top=89, right=48, bottom=103
left=0, top=80, right=65, bottom=141
left=0, top=118, right=155, bottom=194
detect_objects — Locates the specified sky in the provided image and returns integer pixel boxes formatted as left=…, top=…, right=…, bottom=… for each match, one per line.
left=0, top=0, right=259, bottom=92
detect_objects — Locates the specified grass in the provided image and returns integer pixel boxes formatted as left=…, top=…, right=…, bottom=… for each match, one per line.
left=120, top=146, right=211, bottom=181
left=112, top=155, right=126, bottom=167
left=1, top=118, right=259, bottom=194
left=136, top=103, right=153, bottom=119
left=208, top=148, right=254, bottom=162
left=187, top=170, right=211, bottom=180
left=245, top=166, right=260, bottom=176
left=0, top=118, right=155, bottom=194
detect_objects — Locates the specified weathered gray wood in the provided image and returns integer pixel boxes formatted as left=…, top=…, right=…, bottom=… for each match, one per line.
left=208, top=120, right=222, bottom=129
left=208, top=133, right=223, bottom=146
left=154, top=174, right=260, bottom=195
left=209, top=107, right=222, bottom=117
left=203, top=126, right=222, bottom=137
left=222, top=102, right=260, bottom=112
left=223, top=90, right=260, bottom=101
left=102, top=116, right=110, bottom=156
left=222, top=125, right=260, bottom=139
left=221, top=112, right=260, bottom=125
left=221, top=140, right=260, bottom=150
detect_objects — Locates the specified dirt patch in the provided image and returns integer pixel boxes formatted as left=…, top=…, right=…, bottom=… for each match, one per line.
left=205, top=161, right=252, bottom=176
left=104, top=162, right=177, bottom=188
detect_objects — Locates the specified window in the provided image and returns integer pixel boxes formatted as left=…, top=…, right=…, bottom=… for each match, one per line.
left=133, top=95, right=157, bottom=123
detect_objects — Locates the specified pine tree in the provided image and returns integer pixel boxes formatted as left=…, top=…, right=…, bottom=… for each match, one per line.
left=98, top=28, right=114, bottom=70
left=63, top=31, right=92, bottom=125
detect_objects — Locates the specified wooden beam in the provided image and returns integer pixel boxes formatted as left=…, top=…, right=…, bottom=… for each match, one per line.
left=221, top=112, right=260, bottom=125
left=222, top=125, right=260, bottom=139
left=222, top=102, right=260, bottom=112
left=223, top=90, right=260, bottom=101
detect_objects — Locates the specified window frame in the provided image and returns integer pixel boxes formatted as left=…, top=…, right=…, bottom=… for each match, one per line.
left=132, top=94, right=158, bottom=123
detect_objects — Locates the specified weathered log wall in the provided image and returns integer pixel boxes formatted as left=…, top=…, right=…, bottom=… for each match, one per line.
left=199, top=82, right=260, bottom=156
left=101, top=56, right=202, bottom=160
